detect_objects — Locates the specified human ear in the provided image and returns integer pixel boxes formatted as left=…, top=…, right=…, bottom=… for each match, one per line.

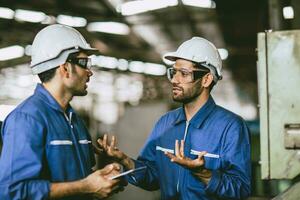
left=202, top=73, right=214, bottom=88
left=59, top=63, right=70, bottom=78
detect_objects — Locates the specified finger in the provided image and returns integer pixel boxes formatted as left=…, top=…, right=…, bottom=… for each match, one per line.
left=103, top=134, right=108, bottom=150
left=110, top=162, right=121, bottom=171
left=110, top=178, right=120, bottom=188
left=164, top=152, right=176, bottom=161
left=180, top=140, right=185, bottom=158
left=97, top=138, right=105, bottom=149
left=111, top=135, right=116, bottom=148
left=100, top=164, right=115, bottom=175
left=198, top=151, right=207, bottom=159
left=175, top=140, right=180, bottom=157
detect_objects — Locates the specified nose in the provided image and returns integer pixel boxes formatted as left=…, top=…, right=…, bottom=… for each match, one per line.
left=170, top=73, right=180, bottom=84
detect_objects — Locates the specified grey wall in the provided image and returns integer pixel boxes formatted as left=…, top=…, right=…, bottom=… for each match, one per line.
left=109, top=101, right=169, bottom=200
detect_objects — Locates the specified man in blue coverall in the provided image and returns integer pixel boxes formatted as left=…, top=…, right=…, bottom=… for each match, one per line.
left=0, top=24, right=123, bottom=199
left=96, top=37, right=251, bottom=199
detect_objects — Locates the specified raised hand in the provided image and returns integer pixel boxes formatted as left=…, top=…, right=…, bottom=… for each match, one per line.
left=95, top=134, right=135, bottom=170
left=164, top=140, right=212, bottom=184
left=165, top=140, right=206, bottom=169
left=94, top=134, right=126, bottom=161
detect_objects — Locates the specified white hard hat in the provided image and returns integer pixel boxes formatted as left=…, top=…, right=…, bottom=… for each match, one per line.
left=28, top=24, right=98, bottom=74
left=163, top=37, right=222, bottom=82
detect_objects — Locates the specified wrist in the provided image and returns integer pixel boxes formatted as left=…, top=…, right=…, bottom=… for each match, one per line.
left=120, top=156, right=134, bottom=170
left=193, top=168, right=212, bottom=185
left=80, top=177, right=92, bottom=194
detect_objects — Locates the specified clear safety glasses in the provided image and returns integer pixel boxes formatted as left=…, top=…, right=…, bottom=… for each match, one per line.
left=167, top=67, right=210, bottom=83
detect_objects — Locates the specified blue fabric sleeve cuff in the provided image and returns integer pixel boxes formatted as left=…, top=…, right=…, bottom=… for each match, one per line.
left=205, top=170, right=221, bottom=194
left=44, top=181, right=51, bottom=199
left=125, top=159, right=146, bottom=184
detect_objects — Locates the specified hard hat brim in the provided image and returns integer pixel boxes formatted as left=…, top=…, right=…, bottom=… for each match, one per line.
left=31, top=47, right=99, bottom=75
left=163, top=52, right=198, bottom=65
left=163, top=52, right=180, bottom=62
left=81, top=47, right=99, bottom=56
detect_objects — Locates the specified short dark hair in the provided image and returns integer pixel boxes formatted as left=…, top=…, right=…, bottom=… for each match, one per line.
left=38, top=67, right=58, bottom=83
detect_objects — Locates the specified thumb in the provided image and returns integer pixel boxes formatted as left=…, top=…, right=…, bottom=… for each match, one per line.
left=99, top=164, right=114, bottom=175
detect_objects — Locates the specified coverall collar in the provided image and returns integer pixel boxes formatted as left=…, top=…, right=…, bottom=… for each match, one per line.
left=174, top=95, right=216, bottom=129
left=34, top=83, right=74, bottom=114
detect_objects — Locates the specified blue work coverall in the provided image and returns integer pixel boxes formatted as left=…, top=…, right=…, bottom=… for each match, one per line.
left=0, top=84, right=95, bottom=200
left=128, top=96, right=251, bottom=199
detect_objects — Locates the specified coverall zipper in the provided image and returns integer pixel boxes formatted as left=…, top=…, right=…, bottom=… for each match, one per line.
left=177, top=120, right=190, bottom=193
left=64, top=112, right=86, bottom=176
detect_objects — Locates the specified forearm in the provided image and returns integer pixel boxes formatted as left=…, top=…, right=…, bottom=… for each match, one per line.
left=49, top=179, right=89, bottom=199
left=205, top=170, right=251, bottom=199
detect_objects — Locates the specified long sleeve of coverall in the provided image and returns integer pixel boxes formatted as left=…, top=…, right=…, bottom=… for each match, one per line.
left=0, top=112, right=50, bottom=200
left=204, top=119, right=251, bottom=199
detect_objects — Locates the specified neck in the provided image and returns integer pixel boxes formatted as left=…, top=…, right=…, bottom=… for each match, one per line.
left=42, top=83, right=73, bottom=112
left=184, top=91, right=210, bottom=121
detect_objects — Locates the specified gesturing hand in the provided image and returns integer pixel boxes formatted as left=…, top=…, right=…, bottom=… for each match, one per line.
left=94, top=134, right=126, bottom=161
left=94, top=134, right=135, bottom=170
left=165, top=140, right=207, bottom=170
left=164, top=140, right=212, bottom=184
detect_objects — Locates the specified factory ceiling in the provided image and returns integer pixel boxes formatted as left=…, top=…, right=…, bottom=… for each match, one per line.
left=0, top=0, right=292, bottom=106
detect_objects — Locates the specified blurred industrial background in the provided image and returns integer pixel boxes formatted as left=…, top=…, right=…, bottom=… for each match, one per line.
left=1, top=0, right=300, bottom=199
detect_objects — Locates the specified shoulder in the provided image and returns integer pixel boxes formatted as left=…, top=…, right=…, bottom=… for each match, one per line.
left=212, top=104, right=245, bottom=126
left=5, top=94, right=46, bottom=125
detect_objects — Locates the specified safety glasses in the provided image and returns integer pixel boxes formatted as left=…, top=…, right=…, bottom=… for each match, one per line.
left=167, top=67, right=210, bottom=83
left=67, top=57, right=92, bottom=70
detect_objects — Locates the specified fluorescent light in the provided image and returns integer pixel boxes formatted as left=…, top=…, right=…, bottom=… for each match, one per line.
left=93, top=55, right=118, bottom=69
left=0, top=45, right=24, bottom=61
left=144, top=63, right=166, bottom=76
left=0, top=105, right=16, bottom=121
left=129, top=61, right=144, bottom=73
left=283, top=6, right=294, bottom=19
left=87, top=22, right=130, bottom=35
left=57, top=15, right=87, bottom=27
left=15, top=9, right=46, bottom=23
left=121, top=0, right=178, bottom=16
left=118, top=59, right=129, bottom=71
left=182, top=0, right=216, bottom=8
left=0, top=7, right=14, bottom=19
left=218, top=48, right=229, bottom=60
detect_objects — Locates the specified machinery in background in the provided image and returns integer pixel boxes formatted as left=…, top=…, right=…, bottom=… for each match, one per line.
left=257, top=30, right=300, bottom=199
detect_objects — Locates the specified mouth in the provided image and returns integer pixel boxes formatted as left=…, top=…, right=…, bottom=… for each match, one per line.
left=172, top=87, right=183, bottom=95
left=172, top=86, right=182, bottom=91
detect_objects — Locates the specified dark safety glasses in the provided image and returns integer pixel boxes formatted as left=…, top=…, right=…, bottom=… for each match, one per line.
left=67, top=57, right=92, bottom=70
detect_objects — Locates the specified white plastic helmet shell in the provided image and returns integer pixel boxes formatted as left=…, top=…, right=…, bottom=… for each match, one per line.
left=163, top=37, right=222, bottom=83
left=29, top=24, right=98, bottom=74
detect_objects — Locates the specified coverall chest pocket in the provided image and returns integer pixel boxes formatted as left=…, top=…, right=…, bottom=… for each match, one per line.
left=47, top=140, right=75, bottom=166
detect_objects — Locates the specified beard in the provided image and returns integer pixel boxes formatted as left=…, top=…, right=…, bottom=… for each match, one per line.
left=172, top=83, right=203, bottom=104
left=69, top=83, right=88, bottom=96
left=72, top=87, right=88, bottom=96
left=173, top=94, right=199, bottom=104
